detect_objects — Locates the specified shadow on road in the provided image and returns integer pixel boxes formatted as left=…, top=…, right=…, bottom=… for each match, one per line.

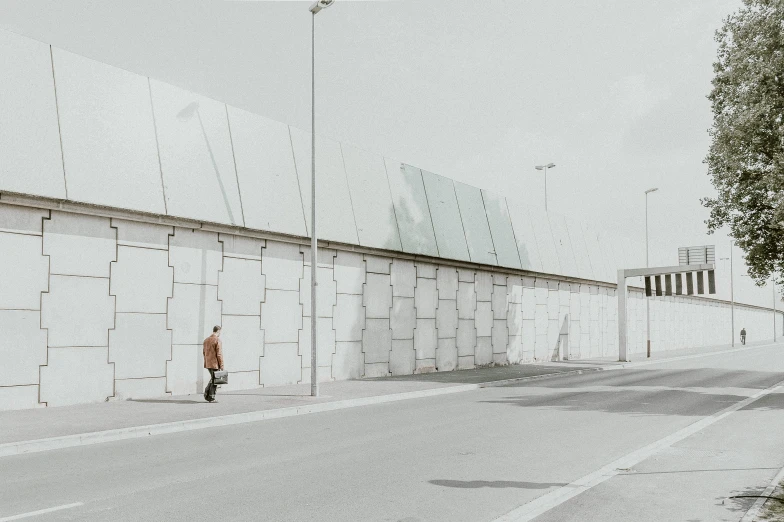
left=429, top=479, right=566, bottom=489
left=129, top=399, right=204, bottom=405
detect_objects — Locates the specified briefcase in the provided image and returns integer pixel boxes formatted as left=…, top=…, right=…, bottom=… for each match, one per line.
left=213, top=370, right=228, bottom=385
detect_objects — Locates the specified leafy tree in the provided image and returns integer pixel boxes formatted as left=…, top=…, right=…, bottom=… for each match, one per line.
left=703, top=0, right=784, bottom=286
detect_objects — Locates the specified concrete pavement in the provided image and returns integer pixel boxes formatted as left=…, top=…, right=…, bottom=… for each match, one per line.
left=1, top=342, right=784, bottom=521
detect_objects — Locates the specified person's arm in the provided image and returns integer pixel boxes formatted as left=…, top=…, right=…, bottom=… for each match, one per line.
left=216, top=339, right=224, bottom=371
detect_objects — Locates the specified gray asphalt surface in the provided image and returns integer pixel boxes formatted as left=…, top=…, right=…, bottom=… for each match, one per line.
left=2, top=344, right=784, bottom=521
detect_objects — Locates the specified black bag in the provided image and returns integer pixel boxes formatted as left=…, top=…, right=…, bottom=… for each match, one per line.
left=213, top=370, right=228, bottom=385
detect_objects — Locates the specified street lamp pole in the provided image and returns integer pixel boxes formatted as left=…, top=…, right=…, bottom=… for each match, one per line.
left=534, top=163, right=556, bottom=211
left=644, top=187, right=658, bottom=358
left=309, top=0, right=334, bottom=397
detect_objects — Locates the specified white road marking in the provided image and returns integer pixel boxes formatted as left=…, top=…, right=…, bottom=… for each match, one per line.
left=0, top=503, right=83, bottom=521
left=740, top=463, right=784, bottom=521
left=492, top=380, right=784, bottom=522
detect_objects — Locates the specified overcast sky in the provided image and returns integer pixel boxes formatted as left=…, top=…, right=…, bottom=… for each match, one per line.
left=3, top=0, right=777, bottom=311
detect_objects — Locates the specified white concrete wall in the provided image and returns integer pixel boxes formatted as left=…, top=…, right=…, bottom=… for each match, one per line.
left=1, top=201, right=781, bottom=411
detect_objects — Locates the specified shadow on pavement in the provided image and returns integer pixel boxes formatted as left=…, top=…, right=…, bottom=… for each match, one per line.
left=129, top=399, right=204, bottom=405
left=428, top=479, right=566, bottom=489
left=371, top=364, right=594, bottom=385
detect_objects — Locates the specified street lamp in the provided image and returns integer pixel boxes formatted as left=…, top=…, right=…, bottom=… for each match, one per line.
left=309, top=0, right=334, bottom=397
left=534, top=163, right=556, bottom=211
left=644, top=187, right=658, bottom=358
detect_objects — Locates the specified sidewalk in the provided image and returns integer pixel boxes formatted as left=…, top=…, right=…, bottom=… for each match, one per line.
left=1, top=341, right=775, bottom=457
left=0, top=363, right=593, bottom=451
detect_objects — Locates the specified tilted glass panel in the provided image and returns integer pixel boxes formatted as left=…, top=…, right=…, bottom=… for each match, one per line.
left=385, top=160, right=439, bottom=257
left=289, top=127, right=359, bottom=245
left=342, top=144, right=402, bottom=251
left=53, top=48, right=164, bottom=214
left=599, top=230, right=620, bottom=281
left=0, top=31, right=65, bottom=199
left=151, top=80, right=243, bottom=226
left=453, top=181, right=497, bottom=266
left=481, top=190, right=521, bottom=269
left=530, top=208, right=561, bottom=275
left=566, top=217, right=594, bottom=280
left=548, top=213, right=579, bottom=278
left=583, top=223, right=611, bottom=283
left=227, top=106, right=307, bottom=237
left=506, top=199, right=543, bottom=272
left=421, top=170, right=470, bottom=262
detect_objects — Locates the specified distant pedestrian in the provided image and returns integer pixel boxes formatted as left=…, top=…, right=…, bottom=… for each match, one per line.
left=203, top=325, right=224, bottom=403
left=740, top=327, right=746, bottom=345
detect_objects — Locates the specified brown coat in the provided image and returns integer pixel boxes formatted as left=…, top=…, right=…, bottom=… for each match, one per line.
left=203, top=334, right=224, bottom=370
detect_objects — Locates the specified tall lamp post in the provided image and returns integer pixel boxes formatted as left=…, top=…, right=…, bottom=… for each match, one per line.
left=534, top=163, right=556, bottom=211
left=721, top=247, right=735, bottom=346
left=309, top=0, right=334, bottom=397
left=644, top=187, right=658, bottom=358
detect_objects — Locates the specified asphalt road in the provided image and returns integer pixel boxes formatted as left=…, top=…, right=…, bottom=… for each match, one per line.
left=2, top=345, right=784, bottom=522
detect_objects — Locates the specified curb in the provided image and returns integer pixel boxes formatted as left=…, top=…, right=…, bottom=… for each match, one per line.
left=0, top=368, right=598, bottom=460
left=740, top=463, right=784, bottom=522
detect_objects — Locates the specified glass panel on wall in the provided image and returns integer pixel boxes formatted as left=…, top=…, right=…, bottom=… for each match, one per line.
left=290, top=127, right=359, bottom=246
left=548, top=213, right=579, bottom=278
left=0, top=31, right=65, bottom=199
left=53, top=48, right=165, bottom=215
left=151, top=79, right=243, bottom=226
left=342, top=144, right=402, bottom=251
left=385, top=160, right=439, bottom=257
left=481, top=190, right=522, bottom=269
left=530, top=208, right=561, bottom=275
left=566, top=217, right=594, bottom=280
left=421, top=170, right=470, bottom=262
left=453, top=181, right=497, bottom=266
left=507, top=199, right=543, bottom=272
left=583, top=223, right=611, bottom=283
left=227, top=107, right=307, bottom=237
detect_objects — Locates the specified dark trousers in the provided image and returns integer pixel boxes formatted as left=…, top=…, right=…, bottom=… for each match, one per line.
left=741, top=335, right=746, bottom=345
left=205, top=369, right=218, bottom=401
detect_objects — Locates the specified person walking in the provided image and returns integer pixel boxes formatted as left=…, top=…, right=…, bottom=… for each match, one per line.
left=740, top=327, right=747, bottom=345
left=203, top=325, right=224, bottom=403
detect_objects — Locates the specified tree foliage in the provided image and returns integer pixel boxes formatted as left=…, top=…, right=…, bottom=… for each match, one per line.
left=703, top=0, right=784, bottom=286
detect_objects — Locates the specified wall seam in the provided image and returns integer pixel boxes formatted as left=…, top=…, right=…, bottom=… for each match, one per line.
left=48, top=46, right=68, bottom=200
left=147, top=77, right=169, bottom=215
left=224, top=105, right=246, bottom=227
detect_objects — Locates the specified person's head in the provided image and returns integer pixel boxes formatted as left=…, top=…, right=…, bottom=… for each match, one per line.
left=213, top=325, right=221, bottom=337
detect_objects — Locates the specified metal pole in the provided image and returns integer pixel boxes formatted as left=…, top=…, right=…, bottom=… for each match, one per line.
left=544, top=166, right=548, bottom=212
left=730, top=243, right=735, bottom=347
left=310, top=12, right=318, bottom=397
left=773, top=276, right=777, bottom=342
left=618, top=269, right=628, bottom=361
left=645, top=192, right=650, bottom=358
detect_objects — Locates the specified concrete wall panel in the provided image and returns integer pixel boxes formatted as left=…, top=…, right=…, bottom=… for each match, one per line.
left=151, top=80, right=243, bottom=226
left=43, top=212, right=116, bottom=278
left=113, top=219, right=171, bottom=250
left=166, top=344, right=198, bottom=396
left=363, top=318, right=392, bottom=365
left=220, top=315, right=264, bottom=373
left=0, top=31, right=65, bottom=198
left=0, top=310, right=47, bottom=387
left=436, top=338, right=457, bottom=371
left=453, top=182, right=496, bottom=265
left=169, top=228, right=222, bottom=285
left=415, top=277, right=437, bottom=319
left=390, top=339, right=415, bottom=376
left=227, top=107, right=306, bottom=236
left=40, top=347, right=114, bottom=407
left=421, top=170, right=470, bottom=262
left=332, top=341, right=363, bottom=380
left=167, top=283, right=221, bottom=345
left=334, top=251, right=365, bottom=295
left=42, top=275, right=114, bottom=347
left=260, top=343, right=301, bottom=386
left=290, top=127, right=358, bottom=244
left=334, top=294, right=364, bottom=342
left=391, top=297, right=416, bottom=340
left=260, top=290, right=302, bottom=343
left=342, top=144, right=401, bottom=250
left=414, top=318, right=437, bottom=361
left=111, top=246, right=173, bottom=314
left=391, top=259, right=416, bottom=297
left=0, top=386, right=43, bottom=411
left=385, top=162, right=439, bottom=257
left=263, top=241, right=303, bottom=292
left=300, top=265, right=336, bottom=318
left=0, top=233, right=49, bottom=310
left=219, top=257, right=264, bottom=316
left=52, top=49, right=164, bottom=214
left=109, top=313, right=171, bottom=379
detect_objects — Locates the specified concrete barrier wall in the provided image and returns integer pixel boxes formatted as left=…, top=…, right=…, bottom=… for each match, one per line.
left=0, top=201, right=780, bottom=411
left=0, top=29, right=640, bottom=283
